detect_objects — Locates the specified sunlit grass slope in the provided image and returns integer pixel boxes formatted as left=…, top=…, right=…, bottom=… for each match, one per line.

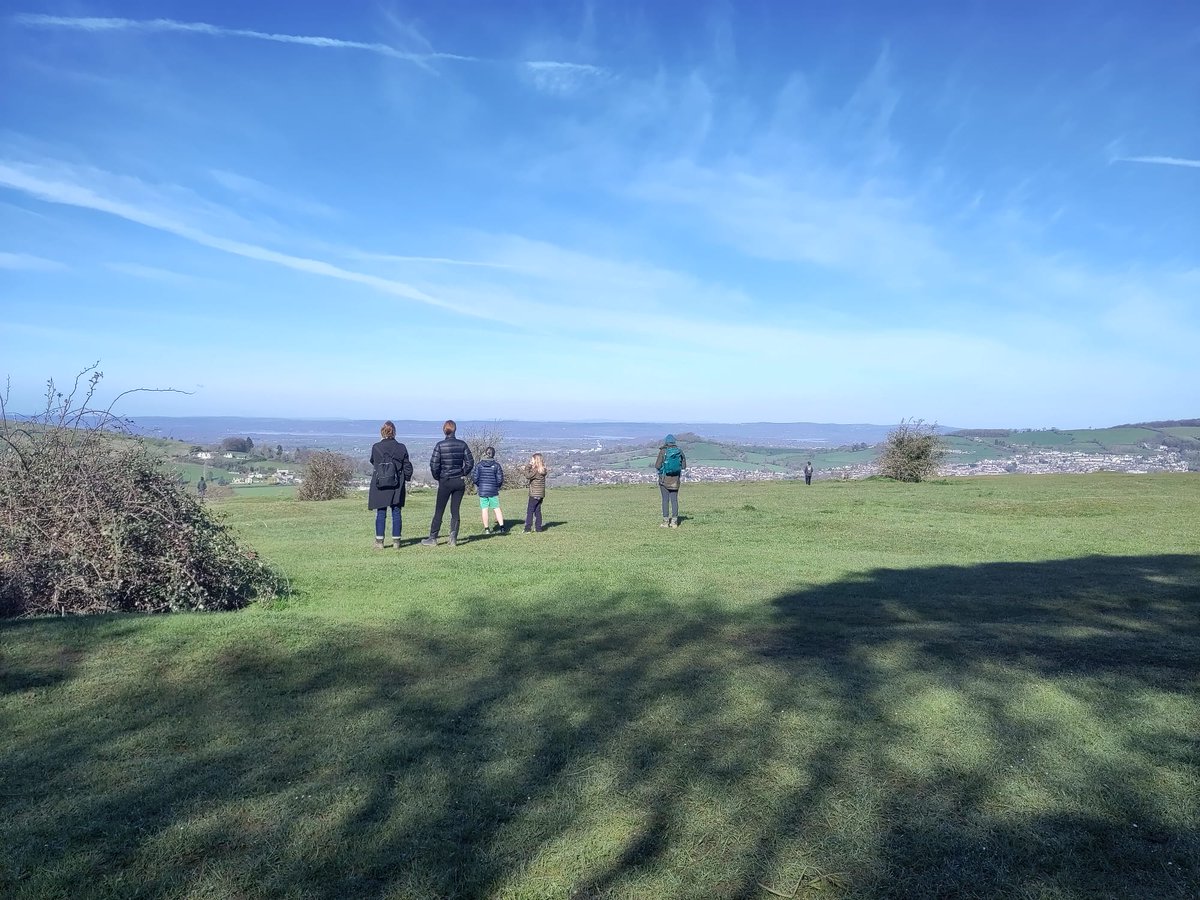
left=3, top=475, right=1198, bottom=899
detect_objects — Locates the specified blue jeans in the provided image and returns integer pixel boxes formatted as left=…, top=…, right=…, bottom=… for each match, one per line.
left=375, top=506, right=402, bottom=538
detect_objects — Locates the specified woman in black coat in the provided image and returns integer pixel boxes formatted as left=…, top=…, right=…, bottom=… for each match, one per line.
left=369, top=420, right=414, bottom=549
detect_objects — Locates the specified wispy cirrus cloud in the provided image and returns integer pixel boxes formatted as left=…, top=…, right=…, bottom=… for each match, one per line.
left=11, top=14, right=608, bottom=87
left=105, top=262, right=201, bottom=284
left=11, top=14, right=478, bottom=66
left=0, top=250, right=64, bottom=270
left=346, top=252, right=517, bottom=271
left=522, top=61, right=607, bottom=95
left=209, top=170, right=338, bottom=219
left=0, top=159, right=488, bottom=319
left=1115, top=155, right=1200, bottom=169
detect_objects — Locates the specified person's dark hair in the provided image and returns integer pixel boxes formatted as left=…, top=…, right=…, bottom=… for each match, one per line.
left=443, top=419, right=456, bottom=436
left=381, top=421, right=396, bottom=440
left=484, top=446, right=495, bottom=459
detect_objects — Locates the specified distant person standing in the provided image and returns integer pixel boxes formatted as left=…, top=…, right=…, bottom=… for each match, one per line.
left=654, top=434, right=687, bottom=528
left=473, top=446, right=506, bottom=534
left=197, top=476, right=207, bottom=500
left=422, top=419, right=474, bottom=547
left=522, top=452, right=548, bottom=533
left=804, top=461, right=813, bottom=485
left=369, top=421, right=414, bottom=549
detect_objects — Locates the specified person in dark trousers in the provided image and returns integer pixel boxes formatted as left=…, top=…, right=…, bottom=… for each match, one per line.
left=196, top=476, right=207, bottom=500
left=369, top=420, right=414, bottom=549
left=473, top=446, right=505, bottom=533
left=654, top=434, right=687, bottom=528
left=422, top=419, right=474, bottom=547
left=804, top=461, right=813, bottom=485
left=522, top=452, right=548, bottom=533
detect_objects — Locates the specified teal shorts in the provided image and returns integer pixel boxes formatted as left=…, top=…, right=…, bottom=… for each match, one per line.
left=479, top=495, right=500, bottom=509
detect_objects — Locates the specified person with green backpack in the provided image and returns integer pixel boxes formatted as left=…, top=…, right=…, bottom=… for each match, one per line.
left=654, top=434, right=687, bottom=528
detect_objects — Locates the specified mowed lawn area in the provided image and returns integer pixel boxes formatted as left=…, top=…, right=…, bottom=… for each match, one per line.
left=2, top=475, right=1198, bottom=899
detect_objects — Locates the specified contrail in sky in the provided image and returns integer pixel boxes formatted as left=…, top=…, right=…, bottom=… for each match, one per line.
left=12, top=13, right=605, bottom=75
left=12, top=14, right=480, bottom=64
left=1117, top=155, right=1200, bottom=169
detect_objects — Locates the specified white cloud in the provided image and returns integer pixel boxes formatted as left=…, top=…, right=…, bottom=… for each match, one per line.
left=209, top=170, right=338, bottom=219
left=0, top=159, right=485, bottom=320
left=522, top=61, right=607, bottom=95
left=0, top=251, right=64, bottom=271
left=12, top=14, right=608, bottom=85
left=1116, top=156, right=1200, bottom=170
left=12, top=14, right=478, bottom=67
left=105, top=262, right=199, bottom=283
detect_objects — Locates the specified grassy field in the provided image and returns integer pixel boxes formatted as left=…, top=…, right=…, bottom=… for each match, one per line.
left=231, top=483, right=299, bottom=499
left=2, top=475, right=1198, bottom=899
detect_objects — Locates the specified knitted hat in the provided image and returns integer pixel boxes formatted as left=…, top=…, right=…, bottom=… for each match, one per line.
left=664, top=434, right=676, bottom=444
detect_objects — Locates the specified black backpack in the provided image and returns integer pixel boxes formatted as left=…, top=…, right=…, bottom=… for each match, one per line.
left=374, top=459, right=399, bottom=489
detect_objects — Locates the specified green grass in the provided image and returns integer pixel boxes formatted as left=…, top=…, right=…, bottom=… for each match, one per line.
left=1006, top=428, right=1164, bottom=451
left=3, top=475, right=1198, bottom=898
left=1163, top=427, right=1200, bottom=441
left=231, top=483, right=299, bottom=499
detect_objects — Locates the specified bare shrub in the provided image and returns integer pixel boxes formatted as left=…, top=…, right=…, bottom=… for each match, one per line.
left=297, top=450, right=354, bottom=500
left=0, top=366, right=285, bottom=617
left=463, top=426, right=506, bottom=494
left=877, top=418, right=946, bottom=482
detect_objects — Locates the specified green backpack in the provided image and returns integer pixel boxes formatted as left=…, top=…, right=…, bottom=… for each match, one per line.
left=660, top=446, right=683, bottom=476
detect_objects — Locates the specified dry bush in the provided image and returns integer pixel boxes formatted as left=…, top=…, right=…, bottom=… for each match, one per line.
left=0, top=366, right=285, bottom=617
left=297, top=450, right=354, bottom=500
left=463, top=427, right=507, bottom=494
left=877, top=418, right=946, bottom=482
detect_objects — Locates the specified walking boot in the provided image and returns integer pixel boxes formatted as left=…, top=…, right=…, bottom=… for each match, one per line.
left=448, top=530, right=458, bottom=547
left=420, top=535, right=438, bottom=547
left=391, top=535, right=401, bottom=549
left=660, top=517, right=670, bottom=528
left=373, top=537, right=385, bottom=550
left=668, top=517, right=679, bottom=528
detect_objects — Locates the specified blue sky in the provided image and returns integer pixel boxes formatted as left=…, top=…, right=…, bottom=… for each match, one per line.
left=1, top=1, right=1197, bottom=426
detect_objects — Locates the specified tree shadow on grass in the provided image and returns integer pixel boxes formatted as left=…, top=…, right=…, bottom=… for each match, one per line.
left=1, top=555, right=1197, bottom=898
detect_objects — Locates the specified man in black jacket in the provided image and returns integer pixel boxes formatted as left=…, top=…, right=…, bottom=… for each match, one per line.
left=421, top=419, right=475, bottom=547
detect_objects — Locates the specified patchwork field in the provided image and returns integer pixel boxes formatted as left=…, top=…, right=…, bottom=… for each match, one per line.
left=2, top=474, right=1198, bottom=898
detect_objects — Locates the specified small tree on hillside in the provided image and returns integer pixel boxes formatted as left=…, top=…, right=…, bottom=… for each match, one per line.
left=220, top=436, right=254, bottom=453
left=877, top=418, right=946, bottom=482
left=298, top=451, right=354, bottom=500
left=463, top=427, right=505, bottom=494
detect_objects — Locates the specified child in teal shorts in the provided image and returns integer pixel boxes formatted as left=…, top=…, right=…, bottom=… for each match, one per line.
left=472, top=446, right=505, bottom=533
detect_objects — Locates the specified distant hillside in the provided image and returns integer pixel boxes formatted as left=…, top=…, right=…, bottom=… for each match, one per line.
left=124, top=416, right=921, bottom=450
left=1119, top=419, right=1200, bottom=429
left=947, top=423, right=1200, bottom=473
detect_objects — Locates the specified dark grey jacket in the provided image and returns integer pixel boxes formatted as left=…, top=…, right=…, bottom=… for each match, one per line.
left=429, top=435, right=474, bottom=483
left=368, top=438, right=413, bottom=509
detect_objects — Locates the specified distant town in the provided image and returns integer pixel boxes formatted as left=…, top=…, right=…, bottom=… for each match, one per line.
left=176, top=421, right=1197, bottom=495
